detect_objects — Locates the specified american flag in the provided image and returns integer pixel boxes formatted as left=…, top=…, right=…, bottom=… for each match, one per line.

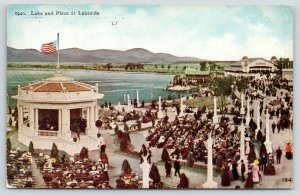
left=40, top=40, right=57, bottom=54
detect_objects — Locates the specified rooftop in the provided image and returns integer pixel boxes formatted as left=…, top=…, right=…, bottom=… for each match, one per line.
left=20, top=74, right=94, bottom=93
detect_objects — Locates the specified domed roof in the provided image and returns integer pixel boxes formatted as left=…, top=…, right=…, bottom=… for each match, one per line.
left=242, top=56, right=248, bottom=60
left=21, top=74, right=95, bottom=93
left=271, top=56, right=277, bottom=60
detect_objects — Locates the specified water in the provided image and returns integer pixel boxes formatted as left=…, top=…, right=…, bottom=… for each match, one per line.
left=7, top=69, right=186, bottom=107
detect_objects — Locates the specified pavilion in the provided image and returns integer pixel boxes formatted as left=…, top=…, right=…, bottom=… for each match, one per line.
left=224, top=56, right=279, bottom=78
left=12, top=72, right=104, bottom=155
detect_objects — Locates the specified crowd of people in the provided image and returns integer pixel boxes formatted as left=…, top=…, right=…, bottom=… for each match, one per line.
left=7, top=148, right=36, bottom=188
left=38, top=152, right=112, bottom=189
left=7, top=73, right=293, bottom=189
left=143, top=75, right=293, bottom=188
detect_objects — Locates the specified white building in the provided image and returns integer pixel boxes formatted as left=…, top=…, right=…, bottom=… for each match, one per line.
left=12, top=72, right=104, bottom=155
left=282, top=68, right=293, bottom=89
left=224, top=56, right=278, bottom=78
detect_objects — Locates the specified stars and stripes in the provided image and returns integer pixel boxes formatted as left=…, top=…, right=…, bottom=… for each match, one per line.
left=40, top=40, right=57, bottom=54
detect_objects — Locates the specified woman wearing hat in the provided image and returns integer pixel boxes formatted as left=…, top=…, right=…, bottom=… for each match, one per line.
left=245, top=165, right=254, bottom=189
left=285, top=142, right=293, bottom=160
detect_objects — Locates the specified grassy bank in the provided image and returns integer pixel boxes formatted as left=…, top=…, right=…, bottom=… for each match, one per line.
left=7, top=62, right=226, bottom=75
left=182, top=96, right=231, bottom=108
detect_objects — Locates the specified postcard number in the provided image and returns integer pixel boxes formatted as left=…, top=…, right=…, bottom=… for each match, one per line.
left=15, top=12, right=26, bottom=16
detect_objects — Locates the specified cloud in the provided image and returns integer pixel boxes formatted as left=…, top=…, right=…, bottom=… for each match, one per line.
left=200, top=33, right=242, bottom=60
left=7, top=5, right=293, bottom=60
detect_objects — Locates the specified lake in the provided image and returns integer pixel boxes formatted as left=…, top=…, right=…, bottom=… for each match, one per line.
left=7, top=69, right=189, bottom=107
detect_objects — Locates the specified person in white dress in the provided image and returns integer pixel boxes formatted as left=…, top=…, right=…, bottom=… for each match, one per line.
left=252, top=160, right=260, bottom=183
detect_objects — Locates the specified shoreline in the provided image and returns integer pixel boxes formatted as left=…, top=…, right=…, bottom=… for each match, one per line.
left=7, top=66, right=182, bottom=75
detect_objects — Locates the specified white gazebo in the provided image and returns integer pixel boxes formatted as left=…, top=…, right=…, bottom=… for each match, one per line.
left=12, top=72, right=104, bottom=155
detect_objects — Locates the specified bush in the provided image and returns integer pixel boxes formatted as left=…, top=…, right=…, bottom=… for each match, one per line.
left=121, top=159, right=132, bottom=176
left=161, top=148, right=170, bottom=162
left=80, top=147, right=89, bottom=159
left=177, top=173, right=189, bottom=188
left=149, top=164, right=161, bottom=184
left=15, top=121, right=18, bottom=130
left=50, top=143, right=59, bottom=158
left=120, top=138, right=129, bottom=152
left=29, top=141, right=34, bottom=155
left=13, top=107, right=18, bottom=117
left=9, top=117, right=12, bottom=127
left=187, top=152, right=195, bottom=167
left=95, top=120, right=103, bottom=128
left=7, top=138, right=11, bottom=152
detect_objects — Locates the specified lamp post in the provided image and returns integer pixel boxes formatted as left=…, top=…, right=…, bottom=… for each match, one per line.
left=264, top=112, right=272, bottom=154
left=212, top=96, right=218, bottom=124
left=238, top=112, right=248, bottom=174
left=202, top=128, right=217, bottom=188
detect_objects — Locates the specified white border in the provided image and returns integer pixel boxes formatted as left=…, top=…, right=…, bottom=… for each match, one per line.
left=1, top=1, right=299, bottom=195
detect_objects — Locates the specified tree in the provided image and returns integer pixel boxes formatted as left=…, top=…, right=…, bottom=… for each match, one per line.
left=161, top=147, right=170, bottom=162
left=167, top=64, right=171, bottom=71
left=15, top=121, right=18, bottom=130
left=7, top=138, right=11, bottom=152
left=200, top=61, right=207, bottom=71
left=235, top=77, right=249, bottom=93
left=161, top=64, right=165, bottom=69
left=149, top=164, right=161, bottom=184
left=50, top=143, right=59, bottom=158
left=105, top=63, right=113, bottom=71
left=177, top=173, right=189, bottom=188
left=154, top=64, right=158, bottom=69
left=13, top=106, right=18, bottom=117
left=186, top=152, right=195, bottom=167
left=210, top=76, right=235, bottom=111
left=29, top=141, right=34, bottom=155
left=210, top=62, right=217, bottom=71
left=121, top=159, right=132, bottom=176
left=9, top=117, right=12, bottom=127
left=120, top=138, right=129, bottom=152
left=277, top=58, right=292, bottom=76
left=79, top=147, right=89, bottom=159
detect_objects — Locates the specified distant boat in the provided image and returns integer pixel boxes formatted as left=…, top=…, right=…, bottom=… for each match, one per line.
left=164, top=85, right=191, bottom=91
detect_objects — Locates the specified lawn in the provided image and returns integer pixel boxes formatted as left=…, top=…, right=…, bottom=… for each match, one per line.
left=183, top=96, right=231, bottom=108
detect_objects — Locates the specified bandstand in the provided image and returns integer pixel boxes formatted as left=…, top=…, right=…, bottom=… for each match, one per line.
left=12, top=72, right=104, bottom=155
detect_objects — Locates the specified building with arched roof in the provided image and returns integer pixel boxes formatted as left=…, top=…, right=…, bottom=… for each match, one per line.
left=224, top=56, right=278, bottom=78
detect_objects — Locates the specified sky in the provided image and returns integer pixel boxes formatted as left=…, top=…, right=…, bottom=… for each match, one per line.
left=7, top=4, right=293, bottom=61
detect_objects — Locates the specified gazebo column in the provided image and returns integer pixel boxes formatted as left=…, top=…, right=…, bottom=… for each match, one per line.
left=34, top=108, right=39, bottom=137
left=86, top=107, right=90, bottom=129
left=29, top=107, right=34, bottom=133
left=87, top=106, right=96, bottom=136
left=58, top=109, right=62, bottom=137
left=91, top=106, right=95, bottom=128
left=18, top=104, right=23, bottom=131
left=66, top=109, right=71, bottom=139
left=58, top=109, right=62, bottom=131
left=95, top=103, right=99, bottom=121
left=62, top=109, right=71, bottom=140
left=35, top=109, right=39, bottom=130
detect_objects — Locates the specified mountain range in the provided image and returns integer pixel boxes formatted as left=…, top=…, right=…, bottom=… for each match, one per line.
left=7, top=47, right=201, bottom=64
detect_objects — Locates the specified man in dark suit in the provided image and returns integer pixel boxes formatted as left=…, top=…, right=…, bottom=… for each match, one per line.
left=276, top=147, right=282, bottom=164
left=165, top=160, right=172, bottom=177
left=174, top=159, right=181, bottom=177
left=240, top=160, right=246, bottom=181
left=272, top=121, right=276, bottom=134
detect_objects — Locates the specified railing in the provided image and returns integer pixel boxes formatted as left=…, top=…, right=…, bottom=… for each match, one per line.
left=18, top=90, right=102, bottom=102
left=38, top=130, right=58, bottom=137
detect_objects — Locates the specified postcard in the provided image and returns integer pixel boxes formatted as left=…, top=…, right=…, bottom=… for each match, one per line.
left=6, top=4, right=293, bottom=189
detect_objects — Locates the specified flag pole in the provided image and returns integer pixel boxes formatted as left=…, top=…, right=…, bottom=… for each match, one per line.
left=56, top=32, right=61, bottom=74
